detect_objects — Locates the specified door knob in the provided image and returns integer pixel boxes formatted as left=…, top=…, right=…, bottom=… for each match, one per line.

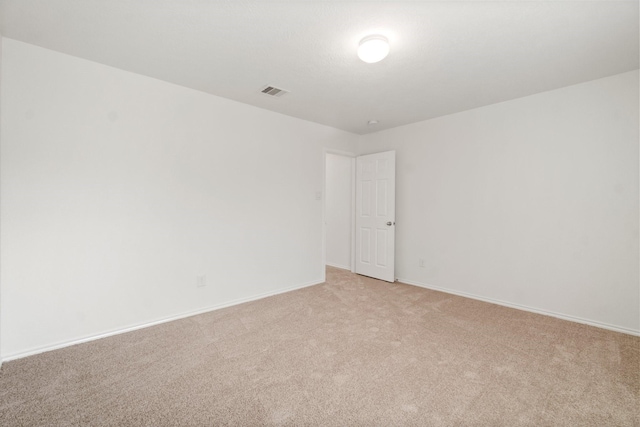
left=387, top=221, right=393, bottom=226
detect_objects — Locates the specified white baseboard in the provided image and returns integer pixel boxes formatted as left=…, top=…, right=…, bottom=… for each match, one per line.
left=1, top=278, right=324, bottom=363
left=397, top=277, right=640, bottom=337
left=326, top=262, right=351, bottom=271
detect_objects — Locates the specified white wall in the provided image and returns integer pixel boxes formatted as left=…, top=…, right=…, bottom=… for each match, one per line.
left=1, top=38, right=637, bottom=363
left=0, top=33, right=3, bottom=366
left=325, top=153, right=352, bottom=270
left=0, top=38, right=358, bottom=359
left=360, top=70, right=640, bottom=334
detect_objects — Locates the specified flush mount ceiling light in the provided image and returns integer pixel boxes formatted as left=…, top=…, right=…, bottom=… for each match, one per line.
left=358, top=35, right=390, bottom=63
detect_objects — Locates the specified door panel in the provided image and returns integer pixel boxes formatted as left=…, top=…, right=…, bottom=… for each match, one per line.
left=360, top=227, right=371, bottom=263
left=355, top=151, right=395, bottom=282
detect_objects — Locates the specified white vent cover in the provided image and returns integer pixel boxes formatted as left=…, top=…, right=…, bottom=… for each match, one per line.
left=260, top=85, right=288, bottom=97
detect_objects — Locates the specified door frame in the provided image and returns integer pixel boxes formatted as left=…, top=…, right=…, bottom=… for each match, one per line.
left=322, top=148, right=357, bottom=282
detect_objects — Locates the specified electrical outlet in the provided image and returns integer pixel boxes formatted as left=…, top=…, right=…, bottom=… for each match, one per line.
left=196, top=275, right=206, bottom=288
left=419, top=259, right=425, bottom=268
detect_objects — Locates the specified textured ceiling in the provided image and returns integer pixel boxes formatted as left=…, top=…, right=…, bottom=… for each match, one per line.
left=0, top=0, right=638, bottom=135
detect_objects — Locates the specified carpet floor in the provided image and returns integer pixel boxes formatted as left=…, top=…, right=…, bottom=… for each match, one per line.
left=0, top=266, right=638, bottom=426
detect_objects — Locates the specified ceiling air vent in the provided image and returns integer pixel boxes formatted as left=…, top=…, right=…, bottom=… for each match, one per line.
left=260, top=85, right=289, bottom=97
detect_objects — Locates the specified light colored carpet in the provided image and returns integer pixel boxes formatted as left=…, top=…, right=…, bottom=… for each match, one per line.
left=0, top=266, right=638, bottom=426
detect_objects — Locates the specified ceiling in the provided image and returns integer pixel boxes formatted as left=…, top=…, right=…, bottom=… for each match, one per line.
left=0, top=1, right=638, bottom=135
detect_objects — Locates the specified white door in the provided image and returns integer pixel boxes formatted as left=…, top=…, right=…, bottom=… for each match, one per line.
left=355, top=151, right=396, bottom=282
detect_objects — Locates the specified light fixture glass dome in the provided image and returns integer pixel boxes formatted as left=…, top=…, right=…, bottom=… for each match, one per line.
left=358, top=35, right=390, bottom=63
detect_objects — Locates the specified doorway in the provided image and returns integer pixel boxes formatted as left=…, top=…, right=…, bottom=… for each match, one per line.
left=323, top=150, right=355, bottom=273
left=323, top=149, right=396, bottom=283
